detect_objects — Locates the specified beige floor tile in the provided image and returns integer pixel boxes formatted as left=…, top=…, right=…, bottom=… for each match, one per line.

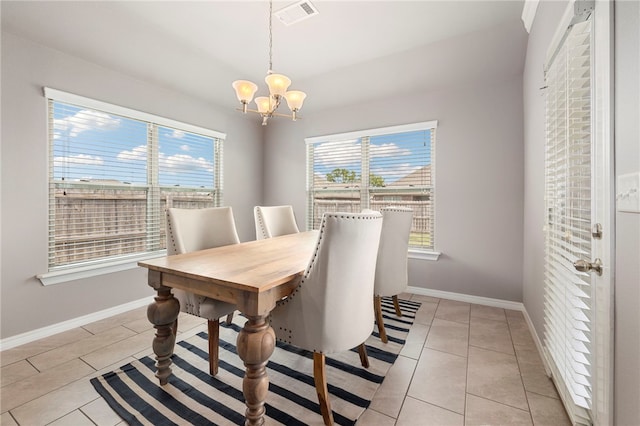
left=398, top=323, right=429, bottom=359
left=356, top=408, right=396, bottom=426
left=28, top=326, right=136, bottom=372
left=470, top=304, right=507, bottom=322
left=526, top=391, right=572, bottom=426
left=47, top=409, right=94, bottom=426
left=469, top=317, right=514, bottom=355
left=408, top=348, right=467, bottom=414
left=81, top=306, right=149, bottom=335
left=369, top=355, right=417, bottom=418
left=1, top=358, right=95, bottom=413
left=425, top=318, right=469, bottom=357
left=0, top=328, right=92, bottom=367
left=467, top=346, right=528, bottom=411
left=80, top=397, right=124, bottom=426
left=9, top=376, right=99, bottom=426
left=508, top=316, right=537, bottom=347
left=396, top=396, right=463, bottom=426
left=2, top=293, right=574, bottom=426
left=121, top=317, right=155, bottom=334
left=465, top=394, right=532, bottom=425
left=505, top=309, right=525, bottom=319
left=175, top=313, right=209, bottom=335
left=81, top=329, right=155, bottom=370
left=397, top=292, right=414, bottom=301
left=413, top=302, right=438, bottom=326
left=514, top=344, right=546, bottom=372
left=513, top=345, right=558, bottom=399
left=0, top=360, right=39, bottom=387
left=434, top=300, right=470, bottom=324
left=0, top=412, right=18, bottom=425
left=409, top=294, right=440, bottom=304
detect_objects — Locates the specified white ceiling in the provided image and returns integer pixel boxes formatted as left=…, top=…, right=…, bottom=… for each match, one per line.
left=1, top=0, right=528, bottom=113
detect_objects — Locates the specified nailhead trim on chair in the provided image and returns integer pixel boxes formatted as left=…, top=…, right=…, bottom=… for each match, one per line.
left=255, top=208, right=269, bottom=239
left=166, top=210, right=179, bottom=254
left=380, top=206, right=413, bottom=213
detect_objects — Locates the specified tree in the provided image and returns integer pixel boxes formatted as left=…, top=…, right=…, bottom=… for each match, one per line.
left=369, top=173, right=385, bottom=187
left=326, top=168, right=357, bottom=183
left=326, top=168, right=385, bottom=187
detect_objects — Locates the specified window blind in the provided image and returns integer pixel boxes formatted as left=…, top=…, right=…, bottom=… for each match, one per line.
left=306, top=122, right=436, bottom=251
left=46, top=91, right=223, bottom=271
left=543, top=17, right=593, bottom=425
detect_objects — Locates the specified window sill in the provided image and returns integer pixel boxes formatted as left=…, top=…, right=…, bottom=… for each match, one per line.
left=408, top=250, right=441, bottom=261
left=37, top=252, right=166, bottom=286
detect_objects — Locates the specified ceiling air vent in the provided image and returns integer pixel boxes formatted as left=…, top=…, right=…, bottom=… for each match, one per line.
left=274, top=0, right=319, bottom=26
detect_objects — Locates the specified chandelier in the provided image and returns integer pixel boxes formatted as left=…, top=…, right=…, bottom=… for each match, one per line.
left=232, top=0, right=306, bottom=126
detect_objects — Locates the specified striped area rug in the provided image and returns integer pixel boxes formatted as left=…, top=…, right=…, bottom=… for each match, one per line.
left=91, top=297, right=421, bottom=426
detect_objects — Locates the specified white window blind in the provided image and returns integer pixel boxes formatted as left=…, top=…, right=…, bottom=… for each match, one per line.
left=306, top=121, right=436, bottom=251
left=543, top=17, right=593, bottom=425
left=46, top=89, right=224, bottom=272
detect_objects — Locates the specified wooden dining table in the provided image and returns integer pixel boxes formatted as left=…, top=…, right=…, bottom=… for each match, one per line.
left=138, top=230, right=319, bottom=426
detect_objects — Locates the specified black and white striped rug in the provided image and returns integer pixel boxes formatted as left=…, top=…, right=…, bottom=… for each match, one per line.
left=91, top=297, right=421, bottom=426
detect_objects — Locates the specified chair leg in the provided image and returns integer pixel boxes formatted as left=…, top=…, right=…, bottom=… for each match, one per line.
left=374, top=295, right=388, bottom=343
left=357, top=343, right=369, bottom=368
left=392, top=295, right=403, bottom=317
left=226, top=312, right=234, bottom=325
left=208, top=319, right=220, bottom=376
left=313, top=352, right=334, bottom=426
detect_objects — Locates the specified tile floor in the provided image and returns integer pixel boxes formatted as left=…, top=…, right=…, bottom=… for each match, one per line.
left=0, top=294, right=571, bottom=426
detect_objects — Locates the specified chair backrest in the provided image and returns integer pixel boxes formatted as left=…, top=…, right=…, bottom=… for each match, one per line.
left=374, top=207, right=413, bottom=297
left=254, top=205, right=300, bottom=240
left=166, top=207, right=240, bottom=255
left=273, top=211, right=383, bottom=353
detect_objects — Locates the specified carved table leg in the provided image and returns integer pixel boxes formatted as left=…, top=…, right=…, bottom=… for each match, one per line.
left=236, top=315, right=276, bottom=426
left=147, top=285, right=180, bottom=385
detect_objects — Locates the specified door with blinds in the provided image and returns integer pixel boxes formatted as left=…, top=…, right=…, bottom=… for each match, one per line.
left=542, top=1, right=613, bottom=425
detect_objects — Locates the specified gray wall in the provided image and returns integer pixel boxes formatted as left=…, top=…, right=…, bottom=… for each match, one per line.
left=263, top=75, right=525, bottom=302
left=0, top=33, right=264, bottom=339
left=523, top=1, right=640, bottom=424
left=613, top=1, right=640, bottom=423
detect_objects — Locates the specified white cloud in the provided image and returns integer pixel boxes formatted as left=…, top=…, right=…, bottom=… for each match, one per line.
left=180, top=144, right=190, bottom=151
left=53, top=154, right=103, bottom=167
left=160, top=153, right=214, bottom=174
left=313, top=139, right=361, bottom=168
left=370, top=142, right=412, bottom=158
left=54, top=109, right=120, bottom=138
left=172, top=129, right=185, bottom=139
left=117, top=145, right=147, bottom=161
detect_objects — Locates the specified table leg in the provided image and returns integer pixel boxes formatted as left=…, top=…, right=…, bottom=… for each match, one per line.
left=147, top=286, right=180, bottom=385
left=236, top=315, right=276, bottom=426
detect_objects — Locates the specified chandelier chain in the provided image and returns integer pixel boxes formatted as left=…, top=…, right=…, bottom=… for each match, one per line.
left=268, top=0, right=273, bottom=73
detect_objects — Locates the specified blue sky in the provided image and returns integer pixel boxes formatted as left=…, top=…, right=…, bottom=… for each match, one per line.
left=312, top=129, right=432, bottom=185
left=52, top=103, right=215, bottom=188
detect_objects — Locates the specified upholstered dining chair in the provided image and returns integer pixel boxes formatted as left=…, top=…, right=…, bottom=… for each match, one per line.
left=269, top=211, right=383, bottom=426
left=254, top=205, right=300, bottom=240
left=166, top=206, right=240, bottom=376
left=371, top=207, right=414, bottom=343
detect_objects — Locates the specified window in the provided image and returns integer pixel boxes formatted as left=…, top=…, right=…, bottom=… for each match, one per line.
left=41, top=88, right=225, bottom=283
left=306, top=121, right=437, bottom=253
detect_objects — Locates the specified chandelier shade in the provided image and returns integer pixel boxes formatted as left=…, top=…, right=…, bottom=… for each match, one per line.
left=231, top=0, right=306, bottom=125
left=265, top=73, right=291, bottom=97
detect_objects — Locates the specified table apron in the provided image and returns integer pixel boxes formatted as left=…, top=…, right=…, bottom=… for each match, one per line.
left=148, top=270, right=302, bottom=317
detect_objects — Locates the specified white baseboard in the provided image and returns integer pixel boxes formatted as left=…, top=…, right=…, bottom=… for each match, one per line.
left=0, top=296, right=154, bottom=351
left=407, top=286, right=551, bottom=375
left=407, top=286, right=524, bottom=311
